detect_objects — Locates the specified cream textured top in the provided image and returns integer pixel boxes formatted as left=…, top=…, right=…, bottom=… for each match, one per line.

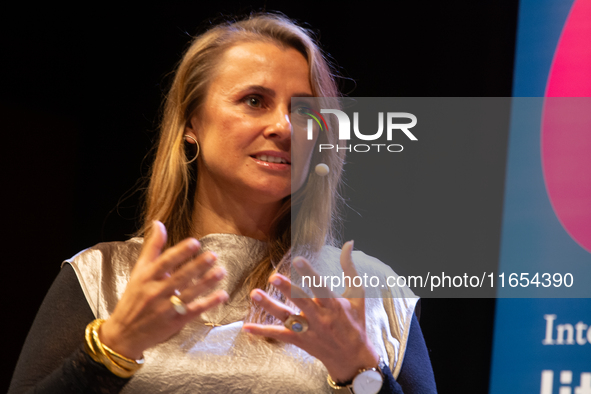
left=65, top=234, right=418, bottom=393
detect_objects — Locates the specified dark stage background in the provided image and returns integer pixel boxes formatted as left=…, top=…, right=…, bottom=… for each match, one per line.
left=1, top=2, right=518, bottom=393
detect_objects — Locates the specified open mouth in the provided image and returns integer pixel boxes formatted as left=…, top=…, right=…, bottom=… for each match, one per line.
left=252, top=154, right=290, bottom=164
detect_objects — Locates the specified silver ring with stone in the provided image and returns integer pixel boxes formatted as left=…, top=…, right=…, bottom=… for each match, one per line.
left=170, top=295, right=188, bottom=315
left=284, top=314, right=309, bottom=333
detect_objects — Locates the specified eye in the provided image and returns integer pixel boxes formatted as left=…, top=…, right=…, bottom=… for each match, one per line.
left=243, top=95, right=263, bottom=108
left=295, top=106, right=308, bottom=115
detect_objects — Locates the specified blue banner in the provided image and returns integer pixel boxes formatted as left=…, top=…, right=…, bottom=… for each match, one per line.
left=490, top=0, right=591, bottom=393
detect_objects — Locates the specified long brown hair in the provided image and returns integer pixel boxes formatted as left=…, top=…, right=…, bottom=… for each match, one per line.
left=140, top=13, right=346, bottom=323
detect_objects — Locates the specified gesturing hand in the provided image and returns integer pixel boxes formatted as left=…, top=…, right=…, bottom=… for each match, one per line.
left=242, top=241, right=379, bottom=383
left=99, top=221, right=228, bottom=359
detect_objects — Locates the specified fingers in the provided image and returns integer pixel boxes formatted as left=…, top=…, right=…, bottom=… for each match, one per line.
left=151, top=237, right=202, bottom=278
left=139, top=221, right=167, bottom=263
left=340, top=241, right=359, bottom=277
left=292, top=257, right=337, bottom=301
left=339, top=241, right=365, bottom=298
left=179, top=264, right=226, bottom=301
left=186, top=290, right=229, bottom=315
left=138, top=222, right=204, bottom=279
left=246, top=286, right=312, bottom=344
left=266, top=273, right=324, bottom=314
left=138, top=223, right=228, bottom=310
left=242, top=323, right=298, bottom=344
left=250, top=289, right=295, bottom=322
left=167, top=251, right=219, bottom=287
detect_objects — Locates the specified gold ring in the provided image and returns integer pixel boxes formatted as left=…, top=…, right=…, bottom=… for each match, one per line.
left=170, top=295, right=187, bottom=315
left=284, top=314, right=309, bottom=333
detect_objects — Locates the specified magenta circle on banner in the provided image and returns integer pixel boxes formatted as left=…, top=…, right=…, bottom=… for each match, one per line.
left=542, top=0, right=591, bottom=253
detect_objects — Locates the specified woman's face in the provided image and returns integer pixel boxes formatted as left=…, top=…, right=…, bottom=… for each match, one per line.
left=186, top=41, right=316, bottom=206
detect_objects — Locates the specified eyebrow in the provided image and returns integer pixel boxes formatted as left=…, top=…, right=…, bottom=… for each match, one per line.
left=243, top=85, right=314, bottom=98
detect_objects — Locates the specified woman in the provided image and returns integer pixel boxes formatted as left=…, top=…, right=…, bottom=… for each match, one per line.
left=9, top=13, right=436, bottom=394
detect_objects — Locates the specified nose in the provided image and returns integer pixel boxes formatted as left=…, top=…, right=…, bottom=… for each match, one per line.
left=263, top=108, right=292, bottom=148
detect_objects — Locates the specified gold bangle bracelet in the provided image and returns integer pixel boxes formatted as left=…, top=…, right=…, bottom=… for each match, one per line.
left=83, top=319, right=144, bottom=378
left=103, top=343, right=145, bottom=370
left=327, top=374, right=352, bottom=390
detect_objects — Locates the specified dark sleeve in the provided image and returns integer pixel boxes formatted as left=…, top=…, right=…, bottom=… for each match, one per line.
left=378, top=313, right=437, bottom=394
left=8, top=264, right=130, bottom=394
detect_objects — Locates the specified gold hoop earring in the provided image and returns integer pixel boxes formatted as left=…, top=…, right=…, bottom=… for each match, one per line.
left=184, top=134, right=200, bottom=164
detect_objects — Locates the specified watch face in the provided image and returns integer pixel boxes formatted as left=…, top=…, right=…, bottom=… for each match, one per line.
left=352, top=370, right=383, bottom=394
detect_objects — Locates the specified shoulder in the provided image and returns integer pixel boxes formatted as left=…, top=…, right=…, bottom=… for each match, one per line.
left=63, top=237, right=144, bottom=269
left=62, top=238, right=144, bottom=318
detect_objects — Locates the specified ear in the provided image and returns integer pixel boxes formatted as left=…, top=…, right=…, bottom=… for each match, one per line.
left=184, top=116, right=199, bottom=144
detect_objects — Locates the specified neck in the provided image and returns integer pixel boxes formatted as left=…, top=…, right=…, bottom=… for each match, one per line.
left=191, top=185, right=284, bottom=241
